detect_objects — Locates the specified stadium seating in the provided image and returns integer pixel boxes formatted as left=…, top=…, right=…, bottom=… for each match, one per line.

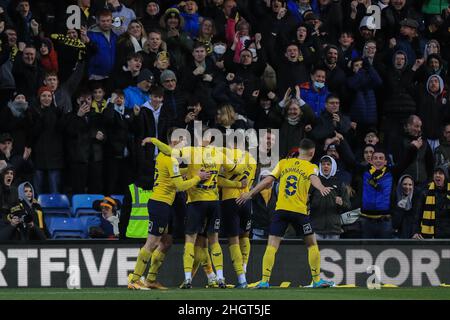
left=71, top=194, right=104, bottom=217
left=38, top=194, right=71, bottom=217
left=46, top=217, right=86, bottom=239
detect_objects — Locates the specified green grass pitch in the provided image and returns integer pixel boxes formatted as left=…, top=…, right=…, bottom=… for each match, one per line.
left=0, top=287, right=449, bottom=300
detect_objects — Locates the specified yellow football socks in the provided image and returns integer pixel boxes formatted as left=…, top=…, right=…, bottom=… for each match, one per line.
left=201, top=246, right=214, bottom=275
left=183, top=242, right=195, bottom=277
left=131, top=247, right=152, bottom=282
left=146, top=249, right=166, bottom=282
left=261, top=245, right=277, bottom=283
left=210, top=242, right=224, bottom=279
left=239, top=237, right=250, bottom=271
left=191, top=245, right=203, bottom=277
left=308, top=245, right=321, bottom=283
left=229, top=244, right=245, bottom=276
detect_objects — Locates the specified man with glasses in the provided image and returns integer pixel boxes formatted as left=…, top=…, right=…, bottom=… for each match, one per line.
left=160, top=69, right=188, bottom=128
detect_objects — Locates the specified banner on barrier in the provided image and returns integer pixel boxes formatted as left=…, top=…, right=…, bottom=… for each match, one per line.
left=0, top=242, right=449, bottom=288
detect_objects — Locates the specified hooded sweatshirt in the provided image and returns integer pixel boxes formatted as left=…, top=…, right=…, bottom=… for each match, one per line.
left=418, top=74, right=449, bottom=140
left=310, top=156, right=350, bottom=235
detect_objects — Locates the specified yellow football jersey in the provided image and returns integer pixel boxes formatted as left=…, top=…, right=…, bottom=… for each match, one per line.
left=151, top=153, right=201, bottom=205
left=220, top=150, right=257, bottom=201
left=270, top=158, right=319, bottom=215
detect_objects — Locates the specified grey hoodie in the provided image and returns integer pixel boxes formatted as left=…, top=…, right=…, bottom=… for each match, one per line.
left=17, top=181, right=35, bottom=207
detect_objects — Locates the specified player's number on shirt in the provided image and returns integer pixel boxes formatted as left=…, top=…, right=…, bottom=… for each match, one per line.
left=285, top=175, right=298, bottom=196
left=197, top=171, right=218, bottom=189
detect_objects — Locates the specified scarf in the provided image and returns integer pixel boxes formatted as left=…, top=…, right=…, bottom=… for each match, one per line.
left=92, top=100, right=107, bottom=113
left=368, top=166, right=387, bottom=190
left=421, top=182, right=450, bottom=238
left=7, top=101, right=28, bottom=118
left=287, top=117, right=300, bottom=126
left=130, top=35, right=147, bottom=53
left=114, top=103, right=125, bottom=115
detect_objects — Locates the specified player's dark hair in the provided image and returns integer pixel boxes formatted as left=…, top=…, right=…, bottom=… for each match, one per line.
left=299, top=138, right=315, bottom=151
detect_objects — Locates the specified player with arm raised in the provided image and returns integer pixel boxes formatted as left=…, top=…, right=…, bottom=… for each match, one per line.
left=128, top=128, right=211, bottom=290
left=236, top=138, right=335, bottom=289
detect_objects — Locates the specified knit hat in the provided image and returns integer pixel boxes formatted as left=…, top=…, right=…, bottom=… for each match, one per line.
left=37, top=86, right=53, bottom=97
left=160, top=69, right=177, bottom=83
left=137, top=68, right=154, bottom=84
left=11, top=90, right=26, bottom=101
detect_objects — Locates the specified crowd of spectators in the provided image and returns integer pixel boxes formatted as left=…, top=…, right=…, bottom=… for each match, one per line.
left=1, top=0, right=450, bottom=240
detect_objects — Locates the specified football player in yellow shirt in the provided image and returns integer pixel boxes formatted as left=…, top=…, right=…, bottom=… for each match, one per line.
left=219, top=141, right=257, bottom=288
left=128, top=128, right=210, bottom=290
left=149, top=128, right=245, bottom=289
left=237, top=138, right=335, bottom=289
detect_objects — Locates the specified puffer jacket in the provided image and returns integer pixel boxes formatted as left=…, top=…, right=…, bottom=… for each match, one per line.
left=87, top=26, right=118, bottom=77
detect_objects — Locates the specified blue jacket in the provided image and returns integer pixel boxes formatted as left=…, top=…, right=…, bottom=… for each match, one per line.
left=347, top=64, right=382, bottom=125
left=362, top=169, right=393, bottom=216
left=124, top=86, right=151, bottom=109
left=287, top=0, right=320, bottom=23
left=299, top=82, right=329, bottom=116
left=87, top=27, right=117, bottom=77
left=181, top=12, right=200, bottom=38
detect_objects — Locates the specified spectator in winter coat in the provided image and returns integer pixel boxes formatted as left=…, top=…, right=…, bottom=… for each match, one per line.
left=10, top=0, right=40, bottom=44
left=310, top=155, right=351, bottom=239
left=346, top=57, right=382, bottom=129
left=17, top=182, right=46, bottom=238
left=91, top=197, right=121, bottom=239
left=381, top=50, right=422, bottom=152
left=321, top=45, right=347, bottom=101
left=109, top=52, right=143, bottom=91
left=251, top=169, right=278, bottom=240
left=115, top=20, right=147, bottom=71
left=140, top=0, right=162, bottom=33
left=392, top=174, right=419, bottom=239
left=103, top=90, right=134, bottom=195
left=65, top=90, right=105, bottom=194
left=0, top=92, right=33, bottom=157
left=86, top=9, right=118, bottom=80
left=416, top=74, right=450, bottom=151
left=106, top=0, right=137, bottom=36
left=160, top=69, right=188, bottom=127
left=160, top=9, right=193, bottom=72
left=414, top=166, right=450, bottom=239
left=435, top=124, right=450, bottom=170
left=391, top=18, right=426, bottom=65
left=310, top=94, right=353, bottom=152
left=38, top=38, right=58, bottom=74
left=391, top=115, right=434, bottom=189
left=124, top=68, right=154, bottom=109
left=0, top=165, right=18, bottom=217
left=337, top=31, right=359, bottom=70
left=299, top=66, right=329, bottom=116
left=214, top=104, right=248, bottom=134
left=178, top=0, right=202, bottom=39
left=253, top=90, right=283, bottom=131
left=42, top=61, right=85, bottom=115
left=271, top=43, right=310, bottom=98
left=30, top=87, right=65, bottom=195
left=12, top=45, right=45, bottom=104
left=0, top=133, right=32, bottom=183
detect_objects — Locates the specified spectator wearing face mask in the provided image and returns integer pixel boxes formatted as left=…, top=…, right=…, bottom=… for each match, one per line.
left=392, top=174, right=419, bottom=238
left=299, top=66, right=329, bottom=116
left=310, top=155, right=351, bottom=240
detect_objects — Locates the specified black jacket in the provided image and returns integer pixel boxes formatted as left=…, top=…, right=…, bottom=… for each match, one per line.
left=310, top=175, right=351, bottom=235
left=65, top=109, right=105, bottom=163
left=30, top=105, right=65, bottom=170
left=102, top=104, right=134, bottom=159
left=12, top=54, right=45, bottom=103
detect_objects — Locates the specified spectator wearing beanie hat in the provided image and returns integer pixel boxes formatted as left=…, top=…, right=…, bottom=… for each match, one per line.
left=140, top=0, right=162, bottom=33
left=30, top=86, right=64, bottom=195
left=0, top=92, right=33, bottom=160
left=160, top=69, right=188, bottom=127
left=124, top=68, right=154, bottom=109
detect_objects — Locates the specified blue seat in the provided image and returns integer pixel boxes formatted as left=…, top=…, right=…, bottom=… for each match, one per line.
left=71, top=194, right=104, bottom=217
left=46, top=217, right=86, bottom=239
left=79, top=216, right=101, bottom=238
left=110, top=195, right=124, bottom=204
left=38, top=194, right=71, bottom=217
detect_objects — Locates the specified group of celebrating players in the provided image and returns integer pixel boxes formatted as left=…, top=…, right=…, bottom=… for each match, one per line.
left=127, top=127, right=335, bottom=290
